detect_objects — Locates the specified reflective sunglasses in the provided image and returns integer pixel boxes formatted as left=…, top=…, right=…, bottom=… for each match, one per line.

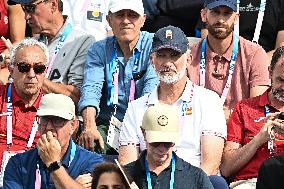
left=21, top=0, right=47, bottom=14
left=17, top=62, right=46, bottom=75
left=149, top=142, right=175, bottom=148
left=37, top=116, right=68, bottom=128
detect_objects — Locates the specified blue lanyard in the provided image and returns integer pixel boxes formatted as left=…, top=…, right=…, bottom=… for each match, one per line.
left=69, top=140, right=76, bottom=166
left=264, top=105, right=271, bottom=117
left=107, top=39, right=141, bottom=106
left=200, top=34, right=239, bottom=103
left=6, top=83, right=12, bottom=114
left=145, top=155, right=175, bottom=189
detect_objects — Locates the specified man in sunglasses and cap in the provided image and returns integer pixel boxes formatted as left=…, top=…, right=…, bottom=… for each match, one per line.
left=124, top=103, right=214, bottom=189
left=3, top=93, right=104, bottom=189
left=119, top=26, right=229, bottom=188
left=8, top=0, right=95, bottom=104
left=0, top=38, right=47, bottom=187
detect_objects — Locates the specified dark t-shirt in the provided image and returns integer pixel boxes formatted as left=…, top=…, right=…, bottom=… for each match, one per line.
left=197, top=0, right=284, bottom=52
left=256, top=155, right=284, bottom=189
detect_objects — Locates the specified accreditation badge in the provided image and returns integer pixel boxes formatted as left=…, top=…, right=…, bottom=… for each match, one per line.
left=87, top=3, right=102, bottom=22
left=107, top=116, right=122, bottom=152
left=0, top=150, right=25, bottom=187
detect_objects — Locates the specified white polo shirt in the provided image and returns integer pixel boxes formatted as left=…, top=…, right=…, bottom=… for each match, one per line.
left=62, top=0, right=111, bottom=41
left=119, top=79, right=227, bottom=167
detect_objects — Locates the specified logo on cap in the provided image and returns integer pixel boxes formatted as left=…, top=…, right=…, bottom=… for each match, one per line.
left=157, top=115, right=168, bottom=126
left=166, top=30, right=173, bottom=40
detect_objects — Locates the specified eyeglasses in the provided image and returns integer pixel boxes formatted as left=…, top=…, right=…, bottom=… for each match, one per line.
left=21, top=0, right=47, bottom=14
left=149, top=142, right=175, bottom=148
left=37, top=116, right=68, bottom=128
left=16, top=62, right=46, bottom=75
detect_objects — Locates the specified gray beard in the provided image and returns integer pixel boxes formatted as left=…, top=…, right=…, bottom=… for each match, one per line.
left=272, top=88, right=284, bottom=102
left=157, top=65, right=186, bottom=84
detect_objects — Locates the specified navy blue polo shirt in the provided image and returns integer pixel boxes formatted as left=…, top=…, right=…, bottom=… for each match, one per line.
left=124, top=150, right=214, bottom=189
left=3, top=140, right=104, bottom=189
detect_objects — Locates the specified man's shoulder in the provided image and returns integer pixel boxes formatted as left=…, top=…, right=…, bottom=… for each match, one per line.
left=75, top=144, right=104, bottom=162
left=238, top=36, right=266, bottom=55
left=193, top=84, right=221, bottom=100
left=9, top=148, right=38, bottom=165
left=262, top=155, right=284, bottom=169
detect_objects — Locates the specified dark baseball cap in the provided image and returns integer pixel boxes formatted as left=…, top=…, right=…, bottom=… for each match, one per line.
left=9, top=0, right=34, bottom=4
left=152, top=26, right=188, bottom=54
left=204, top=0, right=237, bottom=12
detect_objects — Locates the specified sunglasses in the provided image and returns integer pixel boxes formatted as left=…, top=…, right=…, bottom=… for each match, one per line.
left=17, top=62, right=46, bottom=75
left=149, top=142, right=175, bottom=148
left=21, top=0, right=47, bottom=14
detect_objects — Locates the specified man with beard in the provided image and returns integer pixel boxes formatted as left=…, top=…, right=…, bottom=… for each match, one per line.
left=220, top=46, right=284, bottom=188
left=119, top=26, right=229, bottom=188
left=0, top=38, right=47, bottom=186
left=188, top=0, right=270, bottom=121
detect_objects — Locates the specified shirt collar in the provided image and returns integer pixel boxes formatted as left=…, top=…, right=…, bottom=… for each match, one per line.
left=11, top=83, right=43, bottom=109
left=139, top=150, right=183, bottom=171
left=258, top=89, right=271, bottom=107
left=206, top=37, right=234, bottom=62
left=114, top=31, right=143, bottom=55
left=147, top=79, right=194, bottom=105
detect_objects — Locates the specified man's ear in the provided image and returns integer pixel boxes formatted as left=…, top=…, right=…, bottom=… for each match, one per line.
left=234, top=13, right=240, bottom=26
left=8, top=65, right=14, bottom=79
left=186, top=49, right=193, bottom=66
left=268, top=66, right=273, bottom=79
left=200, top=8, right=207, bottom=23
left=70, top=118, right=79, bottom=135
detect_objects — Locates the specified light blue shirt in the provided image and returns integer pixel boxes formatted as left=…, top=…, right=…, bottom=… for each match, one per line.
left=79, top=31, right=158, bottom=122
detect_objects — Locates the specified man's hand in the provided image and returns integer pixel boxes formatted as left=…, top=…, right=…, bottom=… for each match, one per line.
left=75, top=173, right=92, bottom=189
left=78, top=127, right=104, bottom=152
left=37, top=131, right=62, bottom=167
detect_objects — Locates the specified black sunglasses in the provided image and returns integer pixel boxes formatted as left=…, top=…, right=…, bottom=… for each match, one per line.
left=21, top=0, right=47, bottom=14
left=17, top=62, right=46, bottom=75
left=149, top=142, right=175, bottom=148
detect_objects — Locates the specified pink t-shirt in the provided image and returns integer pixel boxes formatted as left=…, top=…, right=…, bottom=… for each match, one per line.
left=188, top=36, right=270, bottom=109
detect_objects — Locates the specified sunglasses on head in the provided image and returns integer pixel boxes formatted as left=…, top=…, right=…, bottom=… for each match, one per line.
left=21, top=0, right=47, bottom=14
left=16, top=62, right=46, bottom=75
left=149, top=142, right=175, bottom=148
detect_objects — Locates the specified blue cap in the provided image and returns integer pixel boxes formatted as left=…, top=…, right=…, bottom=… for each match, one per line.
left=9, top=0, right=34, bottom=4
left=204, top=0, right=237, bottom=12
left=152, top=26, right=188, bottom=54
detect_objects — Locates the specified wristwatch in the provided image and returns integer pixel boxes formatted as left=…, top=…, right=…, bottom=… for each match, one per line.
left=47, top=161, right=62, bottom=173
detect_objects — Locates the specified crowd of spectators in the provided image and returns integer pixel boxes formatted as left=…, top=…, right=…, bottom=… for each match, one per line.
left=1, top=0, right=284, bottom=188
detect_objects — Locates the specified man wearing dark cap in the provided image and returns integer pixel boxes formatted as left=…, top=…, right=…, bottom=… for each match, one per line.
left=124, top=103, right=214, bottom=189
left=188, top=0, right=270, bottom=121
left=119, top=25, right=229, bottom=188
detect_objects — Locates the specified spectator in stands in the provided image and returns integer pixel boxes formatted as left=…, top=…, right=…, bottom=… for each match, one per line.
left=142, top=0, right=204, bottom=37
left=78, top=0, right=158, bottom=154
left=221, top=46, right=284, bottom=188
left=3, top=93, right=104, bottom=189
left=199, top=0, right=284, bottom=61
left=92, top=162, right=138, bottom=189
left=188, top=0, right=270, bottom=121
left=119, top=25, right=228, bottom=188
left=61, top=0, right=113, bottom=41
left=124, top=103, right=214, bottom=189
left=9, top=0, right=95, bottom=104
left=0, top=38, right=47, bottom=186
left=0, top=0, right=26, bottom=84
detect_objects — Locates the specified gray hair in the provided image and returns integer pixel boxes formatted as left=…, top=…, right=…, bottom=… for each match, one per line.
left=9, top=38, right=49, bottom=67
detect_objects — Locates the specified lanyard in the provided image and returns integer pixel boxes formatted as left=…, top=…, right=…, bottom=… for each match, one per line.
left=145, top=155, right=175, bottom=189
left=264, top=105, right=271, bottom=116
left=107, top=39, right=141, bottom=107
left=5, top=83, right=38, bottom=149
left=35, top=140, right=76, bottom=189
left=200, top=34, right=239, bottom=104
left=45, top=23, right=73, bottom=78
left=236, top=0, right=267, bottom=43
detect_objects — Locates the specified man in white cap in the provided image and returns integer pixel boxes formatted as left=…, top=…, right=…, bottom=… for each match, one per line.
left=124, top=103, right=214, bottom=189
left=78, top=0, right=158, bottom=154
left=3, top=93, right=104, bottom=189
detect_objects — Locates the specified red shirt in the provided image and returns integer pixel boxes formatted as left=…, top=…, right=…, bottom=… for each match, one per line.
left=227, top=89, right=284, bottom=181
left=0, top=84, right=42, bottom=164
left=0, top=0, right=9, bottom=53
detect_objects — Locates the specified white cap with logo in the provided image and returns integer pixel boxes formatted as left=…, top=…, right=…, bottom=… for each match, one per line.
left=141, top=103, right=180, bottom=144
left=36, top=93, right=75, bottom=120
left=108, top=0, right=144, bottom=16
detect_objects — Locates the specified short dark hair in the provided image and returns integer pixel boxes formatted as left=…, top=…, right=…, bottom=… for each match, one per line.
left=271, top=46, right=284, bottom=71
left=91, top=162, right=131, bottom=189
left=58, top=0, right=63, bottom=12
